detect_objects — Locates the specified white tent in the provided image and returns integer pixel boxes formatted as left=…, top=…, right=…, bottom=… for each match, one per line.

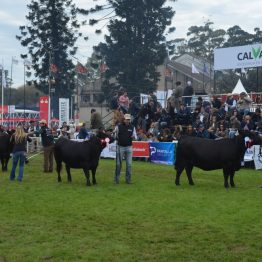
left=231, top=79, right=248, bottom=94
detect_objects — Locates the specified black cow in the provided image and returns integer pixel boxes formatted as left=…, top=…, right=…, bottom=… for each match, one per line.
left=175, top=132, right=255, bottom=188
left=0, top=132, right=13, bottom=172
left=54, top=131, right=113, bottom=186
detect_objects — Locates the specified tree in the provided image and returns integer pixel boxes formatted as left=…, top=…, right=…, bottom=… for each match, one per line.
left=79, top=0, right=176, bottom=100
left=16, top=0, right=82, bottom=116
left=186, top=21, right=226, bottom=62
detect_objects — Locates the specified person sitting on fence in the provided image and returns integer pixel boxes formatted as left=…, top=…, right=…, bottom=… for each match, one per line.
left=237, top=92, right=252, bottom=116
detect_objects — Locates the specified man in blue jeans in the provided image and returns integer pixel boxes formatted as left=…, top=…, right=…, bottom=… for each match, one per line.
left=114, top=114, right=137, bottom=184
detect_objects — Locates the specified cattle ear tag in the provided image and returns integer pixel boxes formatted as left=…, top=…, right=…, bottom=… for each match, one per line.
left=105, top=138, right=110, bottom=143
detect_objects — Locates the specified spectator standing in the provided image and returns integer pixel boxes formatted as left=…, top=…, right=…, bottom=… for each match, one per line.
left=10, top=125, right=32, bottom=182
left=114, top=114, right=137, bottom=184
left=39, top=119, right=54, bottom=173
left=90, top=108, right=104, bottom=130
left=183, top=80, right=194, bottom=107
left=173, top=81, right=183, bottom=111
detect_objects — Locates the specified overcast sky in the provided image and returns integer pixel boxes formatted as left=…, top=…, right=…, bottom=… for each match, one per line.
left=1, top=0, right=262, bottom=88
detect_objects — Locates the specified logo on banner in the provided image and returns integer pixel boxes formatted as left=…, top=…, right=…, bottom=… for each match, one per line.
left=132, top=141, right=149, bottom=157
left=149, top=142, right=175, bottom=165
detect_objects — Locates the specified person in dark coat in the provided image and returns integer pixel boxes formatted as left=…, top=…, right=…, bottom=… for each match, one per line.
left=183, top=80, right=194, bottom=107
left=39, top=119, right=54, bottom=173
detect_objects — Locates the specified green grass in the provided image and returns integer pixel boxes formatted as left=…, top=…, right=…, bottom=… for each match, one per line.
left=0, top=155, right=262, bottom=262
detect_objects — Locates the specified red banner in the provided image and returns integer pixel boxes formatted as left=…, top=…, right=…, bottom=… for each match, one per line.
left=39, top=96, right=49, bottom=123
left=132, top=141, right=150, bottom=157
left=0, top=105, right=8, bottom=114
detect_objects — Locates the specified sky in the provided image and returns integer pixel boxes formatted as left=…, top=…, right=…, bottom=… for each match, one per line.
left=1, top=0, right=262, bottom=88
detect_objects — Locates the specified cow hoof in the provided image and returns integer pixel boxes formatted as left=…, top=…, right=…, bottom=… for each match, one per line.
left=87, top=182, right=91, bottom=186
left=175, top=182, right=180, bottom=186
left=189, top=182, right=194, bottom=186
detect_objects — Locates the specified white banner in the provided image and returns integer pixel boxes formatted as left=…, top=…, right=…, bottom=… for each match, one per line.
left=59, top=98, right=69, bottom=127
left=253, top=145, right=262, bottom=170
left=8, top=105, right=15, bottom=114
left=214, top=44, right=262, bottom=70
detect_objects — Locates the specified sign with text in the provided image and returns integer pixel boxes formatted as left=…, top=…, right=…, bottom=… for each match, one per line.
left=39, top=96, right=49, bottom=122
left=149, top=142, right=175, bottom=165
left=132, top=141, right=150, bottom=157
left=214, top=44, right=262, bottom=70
left=59, top=98, right=69, bottom=127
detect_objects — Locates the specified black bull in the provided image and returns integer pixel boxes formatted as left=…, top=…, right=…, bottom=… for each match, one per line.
left=174, top=133, right=259, bottom=188
left=0, top=132, right=13, bottom=172
left=54, top=132, right=113, bottom=186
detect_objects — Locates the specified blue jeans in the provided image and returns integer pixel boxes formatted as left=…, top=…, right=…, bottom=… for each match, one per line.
left=10, top=151, right=26, bottom=181
left=115, top=146, right=133, bottom=183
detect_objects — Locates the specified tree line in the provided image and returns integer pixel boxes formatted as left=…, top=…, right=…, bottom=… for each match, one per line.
left=16, top=0, right=262, bottom=113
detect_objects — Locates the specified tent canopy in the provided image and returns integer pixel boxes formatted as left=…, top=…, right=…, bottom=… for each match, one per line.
left=232, top=79, right=248, bottom=94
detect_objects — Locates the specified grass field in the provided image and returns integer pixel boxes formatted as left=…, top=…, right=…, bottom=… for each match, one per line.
left=0, top=155, right=262, bottom=262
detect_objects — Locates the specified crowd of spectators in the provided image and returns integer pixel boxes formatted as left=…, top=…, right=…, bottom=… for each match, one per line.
left=110, top=89, right=262, bottom=143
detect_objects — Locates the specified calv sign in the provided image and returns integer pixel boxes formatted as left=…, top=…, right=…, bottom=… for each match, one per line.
left=214, top=44, right=262, bottom=70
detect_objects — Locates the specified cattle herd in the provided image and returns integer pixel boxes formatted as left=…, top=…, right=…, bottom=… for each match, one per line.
left=0, top=129, right=261, bottom=188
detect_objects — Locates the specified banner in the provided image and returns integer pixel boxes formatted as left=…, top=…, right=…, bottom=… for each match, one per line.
left=39, top=96, right=49, bottom=122
left=8, top=105, right=15, bottom=114
left=59, top=98, right=69, bottom=126
left=132, top=141, right=150, bottom=157
left=253, top=145, right=262, bottom=170
left=149, top=142, right=175, bottom=165
left=0, top=105, right=8, bottom=114
left=100, top=141, right=117, bottom=159
left=214, top=44, right=262, bottom=70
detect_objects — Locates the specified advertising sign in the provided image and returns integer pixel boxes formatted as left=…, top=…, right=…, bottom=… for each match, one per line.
left=149, top=142, right=175, bottom=165
left=214, top=44, right=262, bottom=70
left=39, top=96, right=49, bottom=122
left=59, top=98, right=69, bottom=126
left=132, top=141, right=150, bottom=157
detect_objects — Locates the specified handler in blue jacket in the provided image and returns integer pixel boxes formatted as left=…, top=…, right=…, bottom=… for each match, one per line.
left=114, top=114, right=137, bottom=184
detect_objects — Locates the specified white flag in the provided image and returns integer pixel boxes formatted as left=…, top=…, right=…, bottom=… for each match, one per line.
left=192, top=63, right=199, bottom=74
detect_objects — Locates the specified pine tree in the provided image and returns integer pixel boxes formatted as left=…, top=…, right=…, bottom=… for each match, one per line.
left=80, top=0, right=176, bottom=100
left=16, top=0, right=81, bottom=116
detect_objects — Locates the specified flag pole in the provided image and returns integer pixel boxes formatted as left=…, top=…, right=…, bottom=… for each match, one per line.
left=23, top=61, right=26, bottom=123
left=1, top=61, right=4, bottom=125
left=8, top=58, right=13, bottom=130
